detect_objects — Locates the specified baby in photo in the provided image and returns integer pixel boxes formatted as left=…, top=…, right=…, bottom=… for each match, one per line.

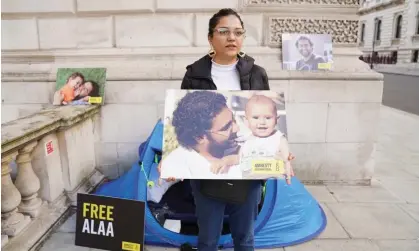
left=210, top=94, right=293, bottom=184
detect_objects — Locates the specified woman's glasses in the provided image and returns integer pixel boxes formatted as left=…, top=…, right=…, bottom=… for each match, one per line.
left=214, top=27, right=246, bottom=38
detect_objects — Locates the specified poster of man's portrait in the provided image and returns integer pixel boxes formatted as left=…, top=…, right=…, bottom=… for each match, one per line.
left=53, top=68, right=106, bottom=106
left=282, top=33, right=333, bottom=71
left=160, top=90, right=292, bottom=181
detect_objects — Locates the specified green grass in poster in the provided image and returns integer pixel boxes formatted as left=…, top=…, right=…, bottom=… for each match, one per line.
left=56, top=68, right=107, bottom=104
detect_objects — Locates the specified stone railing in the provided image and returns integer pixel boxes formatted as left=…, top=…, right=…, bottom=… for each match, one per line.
left=1, top=105, right=105, bottom=251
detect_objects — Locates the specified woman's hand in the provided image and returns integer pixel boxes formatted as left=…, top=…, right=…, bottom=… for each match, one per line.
left=288, top=152, right=295, bottom=177
left=275, top=152, right=296, bottom=177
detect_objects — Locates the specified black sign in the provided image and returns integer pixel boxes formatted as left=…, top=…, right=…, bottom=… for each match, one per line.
left=75, top=193, right=145, bottom=251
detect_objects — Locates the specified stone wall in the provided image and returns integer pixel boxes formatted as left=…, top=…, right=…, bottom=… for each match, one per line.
left=1, top=0, right=384, bottom=184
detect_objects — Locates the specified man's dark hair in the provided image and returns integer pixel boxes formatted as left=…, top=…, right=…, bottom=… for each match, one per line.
left=172, top=91, right=228, bottom=149
left=208, top=8, right=244, bottom=37
left=295, top=35, right=313, bottom=48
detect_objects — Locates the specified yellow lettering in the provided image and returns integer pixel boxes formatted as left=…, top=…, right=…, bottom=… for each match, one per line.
left=107, top=206, right=114, bottom=221
left=99, top=205, right=106, bottom=220
left=83, top=203, right=90, bottom=218
left=91, top=204, right=99, bottom=219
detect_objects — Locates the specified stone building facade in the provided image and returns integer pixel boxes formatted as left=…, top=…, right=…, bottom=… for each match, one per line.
left=358, top=0, right=419, bottom=65
left=2, top=0, right=384, bottom=184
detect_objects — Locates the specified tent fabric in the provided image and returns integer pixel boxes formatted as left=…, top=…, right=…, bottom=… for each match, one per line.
left=94, top=120, right=327, bottom=249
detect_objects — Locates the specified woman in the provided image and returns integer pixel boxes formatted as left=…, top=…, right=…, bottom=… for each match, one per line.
left=160, top=8, right=294, bottom=251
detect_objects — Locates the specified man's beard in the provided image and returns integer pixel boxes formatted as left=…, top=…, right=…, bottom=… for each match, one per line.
left=301, top=50, right=312, bottom=59
left=206, top=133, right=239, bottom=158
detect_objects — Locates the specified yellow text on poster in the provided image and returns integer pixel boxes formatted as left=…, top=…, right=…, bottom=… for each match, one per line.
left=251, top=159, right=285, bottom=175
left=122, top=241, right=141, bottom=251
left=88, top=97, right=103, bottom=104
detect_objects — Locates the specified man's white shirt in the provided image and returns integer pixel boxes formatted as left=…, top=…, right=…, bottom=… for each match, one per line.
left=161, top=146, right=243, bottom=179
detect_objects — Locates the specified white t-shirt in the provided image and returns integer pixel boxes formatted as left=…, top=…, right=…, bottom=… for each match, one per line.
left=211, top=59, right=241, bottom=90
left=161, top=146, right=243, bottom=180
left=239, top=130, right=283, bottom=171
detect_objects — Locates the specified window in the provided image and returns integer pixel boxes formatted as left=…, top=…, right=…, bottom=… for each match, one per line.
left=375, top=19, right=382, bottom=41
left=413, top=50, right=419, bottom=63
left=391, top=51, right=398, bottom=64
left=360, top=23, right=365, bottom=42
left=394, top=15, right=402, bottom=39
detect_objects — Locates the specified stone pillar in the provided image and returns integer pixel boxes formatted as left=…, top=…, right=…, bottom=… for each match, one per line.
left=2, top=235, right=8, bottom=248
left=1, top=152, right=31, bottom=238
left=57, top=118, right=96, bottom=205
left=31, top=133, right=65, bottom=202
left=14, top=141, right=43, bottom=218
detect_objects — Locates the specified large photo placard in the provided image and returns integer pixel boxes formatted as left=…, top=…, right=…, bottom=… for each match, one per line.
left=282, top=33, right=333, bottom=71
left=160, top=90, right=292, bottom=181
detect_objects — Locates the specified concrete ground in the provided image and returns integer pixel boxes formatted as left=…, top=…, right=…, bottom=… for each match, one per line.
left=38, top=105, right=419, bottom=251
left=381, top=73, right=419, bottom=116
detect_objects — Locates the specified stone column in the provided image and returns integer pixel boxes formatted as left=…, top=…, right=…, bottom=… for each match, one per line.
left=14, top=141, right=43, bottom=218
left=1, top=152, right=31, bottom=238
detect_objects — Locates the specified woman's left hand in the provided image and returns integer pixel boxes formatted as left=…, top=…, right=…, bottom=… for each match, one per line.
left=288, top=152, right=295, bottom=177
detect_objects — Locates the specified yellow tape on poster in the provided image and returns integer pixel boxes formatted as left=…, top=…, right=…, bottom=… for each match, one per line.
left=251, top=159, right=285, bottom=175
left=88, top=97, right=103, bottom=104
left=122, top=241, right=140, bottom=251
left=317, top=63, right=331, bottom=70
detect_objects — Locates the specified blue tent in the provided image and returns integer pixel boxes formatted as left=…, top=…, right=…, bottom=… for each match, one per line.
left=94, top=120, right=327, bottom=249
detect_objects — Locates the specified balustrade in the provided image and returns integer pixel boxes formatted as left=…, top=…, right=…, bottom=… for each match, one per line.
left=1, top=152, right=31, bottom=244
left=1, top=105, right=103, bottom=250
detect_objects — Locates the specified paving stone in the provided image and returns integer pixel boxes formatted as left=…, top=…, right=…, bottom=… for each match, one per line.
left=326, top=203, right=419, bottom=239
left=326, top=180, right=404, bottom=203
left=38, top=233, right=90, bottom=251
left=399, top=204, right=419, bottom=223
left=305, top=186, right=338, bottom=203
left=376, top=240, right=419, bottom=251
left=379, top=179, right=419, bottom=203
left=403, top=164, right=419, bottom=178
left=374, top=147, right=419, bottom=180
left=284, top=239, right=380, bottom=251
left=317, top=203, right=348, bottom=239
left=58, top=212, right=76, bottom=233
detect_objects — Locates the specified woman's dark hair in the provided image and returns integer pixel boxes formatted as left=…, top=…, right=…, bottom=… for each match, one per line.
left=208, top=8, right=244, bottom=37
